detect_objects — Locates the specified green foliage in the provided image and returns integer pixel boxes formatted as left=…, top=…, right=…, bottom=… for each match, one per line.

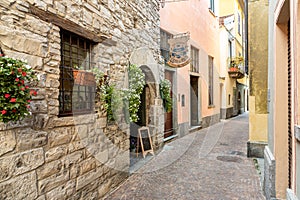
left=160, top=79, right=172, bottom=112
left=93, top=64, right=145, bottom=123
left=100, top=83, right=119, bottom=122
left=0, top=57, right=37, bottom=123
left=230, top=56, right=244, bottom=68
left=123, top=64, right=145, bottom=123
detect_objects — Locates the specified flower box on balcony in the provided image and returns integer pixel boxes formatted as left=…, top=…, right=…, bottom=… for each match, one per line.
left=228, top=69, right=245, bottom=79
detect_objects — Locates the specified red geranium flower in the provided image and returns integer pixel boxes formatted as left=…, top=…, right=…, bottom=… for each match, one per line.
left=4, top=94, right=10, bottom=98
left=21, top=87, right=25, bottom=91
left=27, top=100, right=31, bottom=103
left=22, top=72, right=27, bottom=77
left=10, top=98, right=16, bottom=103
left=18, top=68, right=22, bottom=72
left=15, top=78, right=19, bottom=82
left=25, top=86, right=29, bottom=89
left=1, top=110, right=7, bottom=115
left=12, top=109, right=17, bottom=113
left=17, top=84, right=21, bottom=87
left=21, top=80, right=24, bottom=85
left=30, top=90, right=37, bottom=96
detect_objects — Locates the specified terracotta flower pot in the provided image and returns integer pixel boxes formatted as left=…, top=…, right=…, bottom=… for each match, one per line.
left=73, top=70, right=96, bottom=86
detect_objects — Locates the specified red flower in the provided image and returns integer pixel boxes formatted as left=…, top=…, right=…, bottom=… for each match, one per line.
left=15, top=78, right=19, bottom=82
left=12, top=109, right=17, bottom=113
left=1, top=110, right=7, bottom=115
left=21, top=80, right=24, bottom=85
left=21, top=87, right=25, bottom=91
left=27, top=105, right=30, bottom=109
left=27, top=100, right=31, bottom=103
left=25, top=86, right=29, bottom=89
left=10, top=98, right=16, bottom=103
left=18, top=68, right=22, bottom=72
left=22, top=72, right=27, bottom=77
left=17, top=84, right=21, bottom=87
left=30, top=90, right=37, bottom=96
left=4, top=94, right=10, bottom=98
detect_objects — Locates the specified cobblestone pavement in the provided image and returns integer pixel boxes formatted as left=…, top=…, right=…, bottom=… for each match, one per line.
left=104, top=113, right=265, bottom=200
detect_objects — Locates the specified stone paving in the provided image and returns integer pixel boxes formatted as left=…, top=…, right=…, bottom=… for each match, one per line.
left=104, top=113, right=265, bottom=200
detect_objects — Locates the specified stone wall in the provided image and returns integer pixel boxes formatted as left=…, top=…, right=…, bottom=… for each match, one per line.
left=264, top=146, right=276, bottom=200
left=0, top=0, right=162, bottom=199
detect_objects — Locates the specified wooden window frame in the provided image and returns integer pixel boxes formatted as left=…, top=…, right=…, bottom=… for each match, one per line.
left=160, top=29, right=173, bottom=64
left=190, top=46, right=199, bottom=73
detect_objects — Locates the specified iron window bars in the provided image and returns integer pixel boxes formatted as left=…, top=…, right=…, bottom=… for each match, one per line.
left=59, top=29, right=96, bottom=117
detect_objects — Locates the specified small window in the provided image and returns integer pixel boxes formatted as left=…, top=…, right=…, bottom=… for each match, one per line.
left=190, top=46, right=199, bottom=73
left=181, top=95, right=185, bottom=107
left=209, top=0, right=215, bottom=13
left=160, top=29, right=173, bottom=64
left=208, top=56, right=214, bottom=106
left=228, top=94, right=231, bottom=105
left=59, top=29, right=96, bottom=116
left=238, top=13, right=241, bottom=35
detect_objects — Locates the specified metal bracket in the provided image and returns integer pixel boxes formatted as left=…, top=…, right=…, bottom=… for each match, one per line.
left=294, top=125, right=300, bottom=142
left=160, top=0, right=189, bottom=8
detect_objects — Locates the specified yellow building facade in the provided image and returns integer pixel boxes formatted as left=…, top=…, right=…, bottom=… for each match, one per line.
left=219, top=0, right=248, bottom=119
left=247, top=0, right=268, bottom=158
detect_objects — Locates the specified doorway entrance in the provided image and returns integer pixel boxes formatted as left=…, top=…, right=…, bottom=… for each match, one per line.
left=164, top=70, right=174, bottom=138
left=190, top=75, right=200, bottom=126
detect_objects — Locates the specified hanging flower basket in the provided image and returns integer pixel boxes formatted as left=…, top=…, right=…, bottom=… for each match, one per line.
left=0, top=57, right=37, bottom=123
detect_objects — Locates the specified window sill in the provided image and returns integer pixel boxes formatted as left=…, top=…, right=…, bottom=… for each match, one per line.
left=208, top=9, right=216, bottom=17
left=208, top=105, right=215, bottom=109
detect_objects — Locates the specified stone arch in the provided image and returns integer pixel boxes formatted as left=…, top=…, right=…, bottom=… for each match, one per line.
left=129, top=48, right=164, bottom=151
left=129, top=47, right=161, bottom=84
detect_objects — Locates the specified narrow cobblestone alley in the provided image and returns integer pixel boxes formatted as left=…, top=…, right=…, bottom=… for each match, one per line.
left=104, top=113, right=265, bottom=200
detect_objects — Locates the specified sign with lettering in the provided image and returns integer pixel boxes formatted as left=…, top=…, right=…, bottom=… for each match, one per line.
left=167, top=32, right=190, bottom=68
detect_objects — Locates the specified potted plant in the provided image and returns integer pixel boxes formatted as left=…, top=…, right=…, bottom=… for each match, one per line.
left=229, top=56, right=244, bottom=72
left=72, top=65, right=96, bottom=86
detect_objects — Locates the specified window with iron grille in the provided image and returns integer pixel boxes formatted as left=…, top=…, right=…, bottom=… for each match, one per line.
left=160, top=29, right=172, bottom=64
left=190, top=46, right=199, bottom=73
left=59, top=29, right=96, bottom=117
left=208, top=56, right=214, bottom=106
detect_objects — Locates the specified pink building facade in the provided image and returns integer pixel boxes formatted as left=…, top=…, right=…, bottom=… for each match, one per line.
left=160, top=0, right=221, bottom=138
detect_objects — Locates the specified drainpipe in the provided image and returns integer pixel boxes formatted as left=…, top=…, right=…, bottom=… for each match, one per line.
left=244, top=0, right=248, bottom=74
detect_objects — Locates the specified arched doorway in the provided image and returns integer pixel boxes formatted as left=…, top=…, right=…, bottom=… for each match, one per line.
left=129, top=65, right=162, bottom=165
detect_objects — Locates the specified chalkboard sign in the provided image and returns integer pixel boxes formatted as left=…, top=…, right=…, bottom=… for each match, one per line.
left=138, top=127, right=154, bottom=158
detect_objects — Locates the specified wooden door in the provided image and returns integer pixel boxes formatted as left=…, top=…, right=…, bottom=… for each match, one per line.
left=164, top=70, right=174, bottom=138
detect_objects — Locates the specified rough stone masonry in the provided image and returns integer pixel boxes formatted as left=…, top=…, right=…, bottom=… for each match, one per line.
left=0, top=0, right=164, bottom=199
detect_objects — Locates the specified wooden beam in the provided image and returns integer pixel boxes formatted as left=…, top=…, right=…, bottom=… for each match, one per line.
left=29, top=5, right=116, bottom=46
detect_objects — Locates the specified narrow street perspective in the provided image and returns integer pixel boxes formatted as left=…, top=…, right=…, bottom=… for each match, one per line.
left=105, top=113, right=265, bottom=200
left=1, top=0, right=300, bottom=199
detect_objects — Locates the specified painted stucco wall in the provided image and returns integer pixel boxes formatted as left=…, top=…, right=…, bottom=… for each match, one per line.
left=268, top=0, right=290, bottom=198
left=160, top=0, right=220, bottom=126
left=248, top=0, right=269, bottom=143
left=219, top=27, right=236, bottom=111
